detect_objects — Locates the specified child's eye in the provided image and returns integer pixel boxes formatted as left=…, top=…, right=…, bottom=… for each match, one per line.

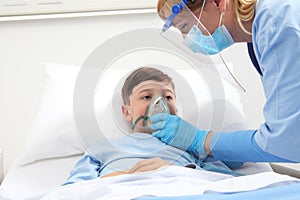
left=143, top=95, right=152, bottom=100
left=164, top=96, right=173, bottom=101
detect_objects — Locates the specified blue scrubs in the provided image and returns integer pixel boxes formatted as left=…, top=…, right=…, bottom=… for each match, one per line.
left=211, top=0, right=300, bottom=162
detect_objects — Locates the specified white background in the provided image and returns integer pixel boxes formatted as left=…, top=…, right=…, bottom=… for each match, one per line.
left=0, top=3, right=265, bottom=176
left=0, top=0, right=155, bottom=16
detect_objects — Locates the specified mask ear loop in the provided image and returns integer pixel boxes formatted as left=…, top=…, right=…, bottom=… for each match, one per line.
left=196, top=2, right=246, bottom=93
left=196, top=0, right=206, bottom=27
left=219, top=12, right=224, bottom=27
left=186, top=1, right=246, bottom=92
left=216, top=13, right=247, bottom=92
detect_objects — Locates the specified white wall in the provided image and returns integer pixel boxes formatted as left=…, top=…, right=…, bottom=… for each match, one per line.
left=222, top=44, right=265, bottom=129
left=0, top=11, right=265, bottom=176
left=0, top=11, right=158, bottom=174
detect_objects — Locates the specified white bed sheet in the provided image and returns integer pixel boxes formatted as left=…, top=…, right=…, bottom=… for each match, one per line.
left=0, top=152, right=273, bottom=200
left=24, top=166, right=300, bottom=200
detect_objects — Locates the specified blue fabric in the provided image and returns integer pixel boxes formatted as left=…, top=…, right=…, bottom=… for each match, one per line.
left=62, top=153, right=101, bottom=185
left=211, top=130, right=293, bottom=162
left=62, top=133, right=237, bottom=185
left=134, top=182, right=300, bottom=200
left=211, top=0, right=300, bottom=162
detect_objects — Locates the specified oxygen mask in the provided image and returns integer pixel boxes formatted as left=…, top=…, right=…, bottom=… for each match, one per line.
left=132, top=96, right=170, bottom=133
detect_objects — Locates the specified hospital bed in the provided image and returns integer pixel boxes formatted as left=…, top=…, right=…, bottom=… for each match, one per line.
left=1, top=19, right=299, bottom=198
left=0, top=60, right=299, bottom=200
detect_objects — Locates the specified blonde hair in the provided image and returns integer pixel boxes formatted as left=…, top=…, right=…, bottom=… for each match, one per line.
left=233, top=0, right=257, bottom=35
left=157, top=0, right=257, bottom=35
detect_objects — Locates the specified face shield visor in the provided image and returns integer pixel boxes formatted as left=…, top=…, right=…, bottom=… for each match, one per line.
left=157, top=0, right=245, bottom=92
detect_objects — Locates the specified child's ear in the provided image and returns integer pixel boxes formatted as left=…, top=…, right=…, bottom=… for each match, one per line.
left=122, top=105, right=133, bottom=122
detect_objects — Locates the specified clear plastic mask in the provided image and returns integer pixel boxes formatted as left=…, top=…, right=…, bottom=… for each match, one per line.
left=132, top=96, right=170, bottom=132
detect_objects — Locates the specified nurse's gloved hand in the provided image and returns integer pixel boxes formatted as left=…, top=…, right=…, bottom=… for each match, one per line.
left=150, top=113, right=210, bottom=158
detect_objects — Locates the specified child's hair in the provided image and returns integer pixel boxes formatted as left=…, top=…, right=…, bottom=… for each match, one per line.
left=121, top=67, right=175, bottom=105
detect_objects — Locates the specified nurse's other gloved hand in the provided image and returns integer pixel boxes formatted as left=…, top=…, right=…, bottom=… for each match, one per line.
left=150, top=113, right=210, bottom=158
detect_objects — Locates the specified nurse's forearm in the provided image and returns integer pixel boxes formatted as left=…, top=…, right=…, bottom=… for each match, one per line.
left=205, top=130, right=294, bottom=162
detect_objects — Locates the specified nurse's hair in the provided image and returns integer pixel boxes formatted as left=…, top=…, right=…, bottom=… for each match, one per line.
left=157, top=0, right=257, bottom=35
left=121, top=67, right=175, bottom=105
left=233, top=0, right=257, bottom=35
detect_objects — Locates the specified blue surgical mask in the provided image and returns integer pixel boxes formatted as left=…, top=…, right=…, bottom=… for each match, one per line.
left=183, top=24, right=234, bottom=55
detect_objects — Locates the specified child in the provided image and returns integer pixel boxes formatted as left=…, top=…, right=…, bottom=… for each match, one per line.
left=63, top=67, right=239, bottom=185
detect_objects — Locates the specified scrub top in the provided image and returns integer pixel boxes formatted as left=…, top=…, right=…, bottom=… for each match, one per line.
left=211, top=0, right=300, bottom=162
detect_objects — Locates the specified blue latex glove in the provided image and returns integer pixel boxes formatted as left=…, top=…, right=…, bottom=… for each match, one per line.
left=150, top=113, right=210, bottom=158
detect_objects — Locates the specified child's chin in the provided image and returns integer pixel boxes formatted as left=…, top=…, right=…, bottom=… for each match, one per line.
left=133, top=127, right=153, bottom=134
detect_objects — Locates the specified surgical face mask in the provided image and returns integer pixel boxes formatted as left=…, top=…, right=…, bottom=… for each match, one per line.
left=132, top=96, right=170, bottom=132
left=183, top=24, right=234, bottom=55
left=183, top=9, right=234, bottom=55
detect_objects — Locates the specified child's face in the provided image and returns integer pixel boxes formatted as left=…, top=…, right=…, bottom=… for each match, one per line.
left=122, top=80, right=177, bottom=133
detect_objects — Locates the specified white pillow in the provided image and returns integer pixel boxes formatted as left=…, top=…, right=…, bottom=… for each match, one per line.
left=17, top=62, right=248, bottom=166
left=18, top=63, right=84, bottom=165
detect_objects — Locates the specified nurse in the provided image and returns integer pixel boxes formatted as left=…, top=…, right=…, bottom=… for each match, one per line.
left=151, top=0, right=300, bottom=162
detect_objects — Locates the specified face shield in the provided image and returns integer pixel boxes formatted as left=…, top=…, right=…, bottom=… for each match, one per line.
left=160, top=0, right=219, bottom=55
left=158, top=0, right=245, bottom=92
